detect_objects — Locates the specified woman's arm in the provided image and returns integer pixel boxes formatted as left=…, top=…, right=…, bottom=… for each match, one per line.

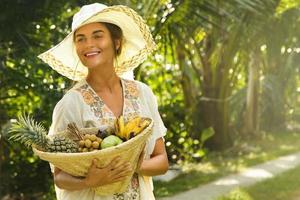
left=54, top=168, right=88, bottom=191
left=54, top=157, right=132, bottom=190
left=137, top=137, right=169, bottom=176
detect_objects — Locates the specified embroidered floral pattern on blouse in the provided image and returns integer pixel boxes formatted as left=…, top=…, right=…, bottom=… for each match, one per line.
left=75, top=84, right=104, bottom=119
left=113, top=173, right=140, bottom=200
left=123, top=80, right=140, bottom=122
left=124, top=80, right=140, bottom=99
left=75, top=79, right=142, bottom=199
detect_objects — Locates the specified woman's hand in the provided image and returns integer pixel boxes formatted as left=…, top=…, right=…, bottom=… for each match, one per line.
left=84, top=156, right=132, bottom=188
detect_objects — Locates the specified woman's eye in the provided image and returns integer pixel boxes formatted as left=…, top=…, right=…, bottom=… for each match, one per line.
left=76, top=38, right=84, bottom=43
left=94, top=35, right=102, bottom=39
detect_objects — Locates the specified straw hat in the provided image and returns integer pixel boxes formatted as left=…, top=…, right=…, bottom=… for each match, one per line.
left=38, top=3, right=156, bottom=81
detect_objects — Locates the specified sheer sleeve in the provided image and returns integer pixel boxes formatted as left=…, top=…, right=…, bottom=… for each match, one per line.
left=138, top=82, right=167, bottom=156
left=49, top=90, right=85, bottom=135
left=48, top=90, right=84, bottom=172
left=144, top=85, right=167, bottom=139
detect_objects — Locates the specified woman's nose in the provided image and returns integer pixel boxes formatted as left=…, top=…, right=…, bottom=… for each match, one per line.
left=85, top=38, right=95, bottom=47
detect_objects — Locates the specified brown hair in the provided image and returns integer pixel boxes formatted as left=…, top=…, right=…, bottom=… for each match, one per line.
left=102, top=22, right=123, bottom=56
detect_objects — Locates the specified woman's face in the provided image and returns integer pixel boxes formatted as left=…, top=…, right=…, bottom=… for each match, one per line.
left=74, top=22, right=118, bottom=69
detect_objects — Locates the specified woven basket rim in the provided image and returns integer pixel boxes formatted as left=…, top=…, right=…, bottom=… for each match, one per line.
left=33, top=118, right=153, bottom=157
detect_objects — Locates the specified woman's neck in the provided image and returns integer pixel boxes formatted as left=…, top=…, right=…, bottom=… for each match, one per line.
left=86, top=66, right=121, bottom=93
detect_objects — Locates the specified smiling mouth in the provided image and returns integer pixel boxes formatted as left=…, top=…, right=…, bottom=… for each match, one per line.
left=84, top=51, right=100, bottom=57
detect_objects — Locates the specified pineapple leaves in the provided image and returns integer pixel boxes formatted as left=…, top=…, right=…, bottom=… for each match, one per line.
left=8, top=115, right=48, bottom=149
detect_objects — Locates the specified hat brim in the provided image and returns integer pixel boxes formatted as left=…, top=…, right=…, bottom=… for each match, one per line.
left=38, top=5, right=156, bottom=81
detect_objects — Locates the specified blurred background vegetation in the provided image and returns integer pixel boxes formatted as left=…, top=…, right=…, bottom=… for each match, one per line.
left=0, top=0, right=300, bottom=199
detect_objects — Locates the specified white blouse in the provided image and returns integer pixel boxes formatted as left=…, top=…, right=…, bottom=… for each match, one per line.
left=48, top=78, right=167, bottom=200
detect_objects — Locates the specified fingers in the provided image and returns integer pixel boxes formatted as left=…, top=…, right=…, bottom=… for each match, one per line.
left=91, top=156, right=128, bottom=170
left=111, top=174, right=131, bottom=183
left=86, top=157, right=132, bottom=185
left=110, top=162, right=132, bottom=181
left=114, top=160, right=131, bottom=170
left=113, top=163, right=131, bottom=173
left=117, top=168, right=132, bottom=178
left=107, top=156, right=123, bottom=170
left=92, top=158, right=98, bottom=165
left=89, top=158, right=98, bottom=169
left=109, top=156, right=121, bottom=166
left=111, top=168, right=132, bottom=183
left=108, top=156, right=131, bottom=171
left=111, top=163, right=131, bottom=176
left=91, top=156, right=132, bottom=175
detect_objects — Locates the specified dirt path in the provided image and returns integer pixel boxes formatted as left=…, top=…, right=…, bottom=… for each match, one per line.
left=158, top=151, right=300, bottom=200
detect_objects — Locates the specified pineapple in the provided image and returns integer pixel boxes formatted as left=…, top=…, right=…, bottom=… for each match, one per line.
left=8, top=115, right=78, bottom=153
left=48, top=136, right=78, bottom=153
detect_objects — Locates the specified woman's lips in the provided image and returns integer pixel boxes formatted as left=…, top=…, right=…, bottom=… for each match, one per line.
left=84, top=51, right=100, bottom=57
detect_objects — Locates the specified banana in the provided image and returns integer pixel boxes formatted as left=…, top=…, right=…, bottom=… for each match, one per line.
left=139, top=118, right=151, bottom=130
left=123, top=117, right=141, bottom=139
left=127, top=126, right=140, bottom=140
left=123, top=117, right=150, bottom=140
left=118, top=116, right=126, bottom=140
left=114, top=116, right=126, bottom=140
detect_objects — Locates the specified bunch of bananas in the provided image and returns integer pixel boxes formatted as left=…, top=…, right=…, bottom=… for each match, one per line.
left=114, top=116, right=151, bottom=141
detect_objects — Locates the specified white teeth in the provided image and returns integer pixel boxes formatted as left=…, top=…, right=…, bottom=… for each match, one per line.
left=85, top=52, right=100, bottom=57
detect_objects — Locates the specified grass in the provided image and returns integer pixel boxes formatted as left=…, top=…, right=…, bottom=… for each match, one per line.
left=154, top=131, right=300, bottom=197
left=218, top=164, right=300, bottom=200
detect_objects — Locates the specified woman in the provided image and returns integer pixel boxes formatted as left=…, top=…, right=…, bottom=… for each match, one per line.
left=38, top=3, right=168, bottom=200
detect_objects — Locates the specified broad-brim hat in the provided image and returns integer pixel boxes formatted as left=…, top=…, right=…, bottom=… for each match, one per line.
left=38, top=3, right=156, bottom=80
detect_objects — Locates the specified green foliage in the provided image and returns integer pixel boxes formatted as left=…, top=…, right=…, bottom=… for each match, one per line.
left=1, top=133, right=55, bottom=199
left=276, top=0, right=300, bottom=15
left=0, top=1, right=78, bottom=198
left=200, top=127, right=215, bottom=147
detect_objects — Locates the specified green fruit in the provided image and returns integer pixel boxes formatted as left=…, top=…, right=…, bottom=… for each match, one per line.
left=101, top=135, right=123, bottom=149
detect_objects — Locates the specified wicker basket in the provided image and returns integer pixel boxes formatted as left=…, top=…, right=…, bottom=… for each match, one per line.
left=33, top=119, right=153, bottom=195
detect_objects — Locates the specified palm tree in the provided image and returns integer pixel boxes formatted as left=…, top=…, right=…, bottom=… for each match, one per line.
left=150, top=0, right=283, bottom=149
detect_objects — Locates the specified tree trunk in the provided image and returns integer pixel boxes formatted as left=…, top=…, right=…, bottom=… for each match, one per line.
left=176, top=45, right=201, bottom=139
left=176, top=45, right=198, bottom=110
left=243, top=50, right=260, bottom=135
left=200, top=48, right=232, bottom=150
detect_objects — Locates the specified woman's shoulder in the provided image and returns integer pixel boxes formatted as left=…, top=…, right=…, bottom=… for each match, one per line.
left=128, top=79, right=153, bottom=94
left=125, top=79, right=158, bottom=107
